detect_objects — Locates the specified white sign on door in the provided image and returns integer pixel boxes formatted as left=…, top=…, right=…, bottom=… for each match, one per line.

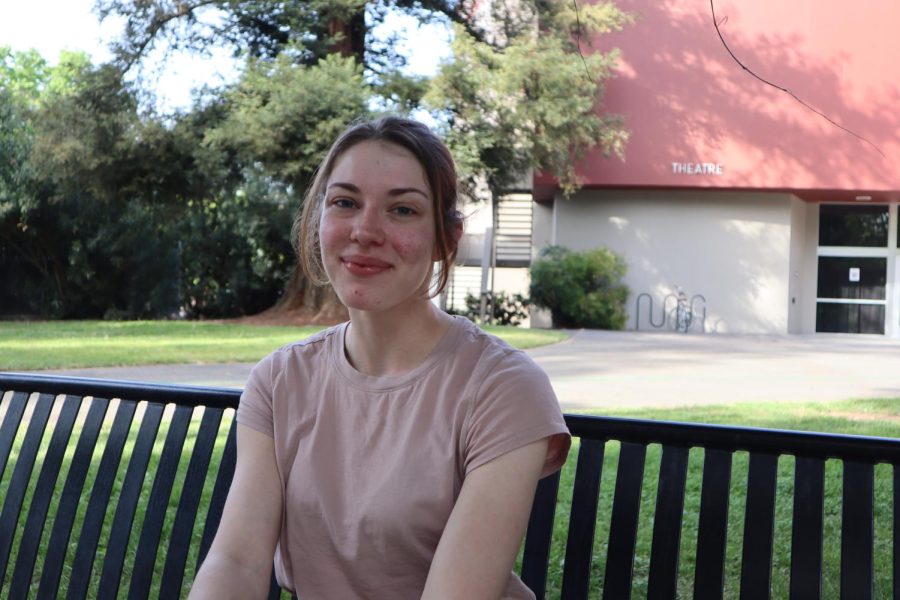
left=849, top=267, right=861, bottom=282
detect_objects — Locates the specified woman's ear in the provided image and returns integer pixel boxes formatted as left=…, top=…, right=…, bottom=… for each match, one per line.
left=433, top=220, right=464, bottom=261
left=451, top=220, right=463, bottom=246
left=448, top=221, right=463, bottom=256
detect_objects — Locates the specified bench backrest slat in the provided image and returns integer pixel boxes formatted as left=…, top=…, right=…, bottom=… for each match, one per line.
left=602, top=441, right=647, bottom=600
left=646, top=444, right=689, bottom=599
left=9, top=394, right=81, bottom=598
left=789, top=456, right=825, bottom=599
left=895, top=468, right=900, bottom=600
left=160, top=407, right=225, bottom=596
left=0, top=391, right=28, bottom=482
left=198, top=419, right=237, bottom=569
left=129, top=403, right=195, bottom=599
left=37, top=397, right=111, bottom=598
left=841, top=461, right=874, bottom=599
left=67, top=398, right=137, bottom=600
left=560, top=437, right=605, bottom=599
left=0, top=392, right=54, bottom=589
left=693, top=447, right=733, bottom=599
left=739, top=452, right=779, bottom=600
left=520, top=470, right=561, bottom=600
left=97, top=401, right=164, bottom=599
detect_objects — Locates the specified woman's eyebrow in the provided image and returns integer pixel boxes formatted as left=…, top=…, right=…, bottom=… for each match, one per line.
left=387, top=187, right=429, bottom=199
left=327, top=182, right=428, bottom=199
left=326, top=182, right=360, bottom=192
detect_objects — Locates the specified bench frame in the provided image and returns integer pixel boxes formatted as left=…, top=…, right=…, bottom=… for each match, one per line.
left=2, top=373, right=899, bottom=599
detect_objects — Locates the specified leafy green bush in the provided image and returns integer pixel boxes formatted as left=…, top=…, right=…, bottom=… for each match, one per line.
left=529, top=245, right=629, bottom=329
left=0, top=193, right=181, bottom=319
left=462, top=291, right=530, bottom=326
left=178, top=182, right=294, bottom=319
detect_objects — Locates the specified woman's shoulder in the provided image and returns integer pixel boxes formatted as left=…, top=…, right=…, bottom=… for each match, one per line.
left=273, top=322, right=344, bottom=358
left=249, top=322, right=346, bottom=385
left=451, top=317, right=541, bottom=374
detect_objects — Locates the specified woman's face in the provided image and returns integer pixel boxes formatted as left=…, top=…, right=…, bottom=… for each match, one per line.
left=319, top=140, right=437, bottom=314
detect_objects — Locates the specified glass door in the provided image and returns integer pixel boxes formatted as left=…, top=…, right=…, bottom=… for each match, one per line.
left=816, top=204, right=890, bottom=334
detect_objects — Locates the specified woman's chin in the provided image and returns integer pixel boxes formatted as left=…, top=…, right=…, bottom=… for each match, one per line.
left=339, top=292, right=434, bottom=316
left=335, top=289, right=385, bottom=312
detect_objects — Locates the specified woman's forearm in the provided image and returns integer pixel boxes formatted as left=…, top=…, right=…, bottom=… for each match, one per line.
left=189, top=552, right=273, bottom=600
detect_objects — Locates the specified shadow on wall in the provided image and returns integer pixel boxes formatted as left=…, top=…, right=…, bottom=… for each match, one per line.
left=640, top=223, right=788, bottom=333
left=571, top=192, right=793, bottom=334
left=588, top=0, right=899, bottom=189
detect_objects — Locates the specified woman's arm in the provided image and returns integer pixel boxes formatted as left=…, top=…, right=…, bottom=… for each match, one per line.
left=421, top=437, right=550, bottom=600
left=189, top=424, right=283, bottom=599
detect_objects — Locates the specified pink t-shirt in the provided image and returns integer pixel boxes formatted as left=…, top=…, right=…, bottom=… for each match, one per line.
left=237, top=316, right=571, bottom=599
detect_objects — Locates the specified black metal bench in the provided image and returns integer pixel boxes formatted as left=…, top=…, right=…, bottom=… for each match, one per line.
left=1, top=373, right=898, bottom=599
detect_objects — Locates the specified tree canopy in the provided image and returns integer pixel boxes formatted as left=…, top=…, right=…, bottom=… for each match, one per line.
left=0, top=0, right=632, bottom=321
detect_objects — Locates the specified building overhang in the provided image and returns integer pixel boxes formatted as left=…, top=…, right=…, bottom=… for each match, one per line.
left=532, top=179, right=900, bottom=205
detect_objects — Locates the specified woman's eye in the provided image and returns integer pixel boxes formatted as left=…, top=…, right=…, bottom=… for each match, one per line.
left=330, top=198, right=355, bottom=209
left=393, top=206, right=417, bottom=216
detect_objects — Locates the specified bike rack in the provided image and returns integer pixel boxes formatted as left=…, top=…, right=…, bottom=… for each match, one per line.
left=635, top=290, right=707, bottom=333
left=689, top=294, right=707, bottom=333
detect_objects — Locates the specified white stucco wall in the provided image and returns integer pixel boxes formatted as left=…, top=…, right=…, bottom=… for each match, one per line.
left=539, top=189, right=797, bottom=334
left=789, top=198, right=820, bottom=333
left=532, top=201, right=554, bottom=258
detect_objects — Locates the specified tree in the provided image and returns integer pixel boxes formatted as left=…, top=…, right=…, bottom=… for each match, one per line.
left=426, top=2, right=631, bottom=199
left=2, top=44, right=299, bottom=319
left=0, top=49, right=103, bottom=316
left=89, top=1, right=437, bottom=322
left=204, top=53, right=369, bottom=191
left=95, top=0, right=485, bottom=68
left=425, top=2, right=631, bottom=319
left=0, top=51, right=187, bottom=318
left=0, top=83, right=41, bottom=315
left=2, top=1, right=633, bottom=323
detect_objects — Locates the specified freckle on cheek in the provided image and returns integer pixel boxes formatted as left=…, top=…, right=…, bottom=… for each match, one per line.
left=395, top=238, right=425, bottom=256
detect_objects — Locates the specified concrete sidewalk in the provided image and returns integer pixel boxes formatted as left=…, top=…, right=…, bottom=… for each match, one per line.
left=33, top=329, right=900, bottom=412
left=527, top=330, right=900, bottom=410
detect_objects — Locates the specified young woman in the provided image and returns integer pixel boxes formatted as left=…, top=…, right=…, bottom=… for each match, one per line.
left=189, top=116, right=570, bottom=599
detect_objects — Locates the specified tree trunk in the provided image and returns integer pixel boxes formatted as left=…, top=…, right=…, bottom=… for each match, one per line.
left=328, top=11, right=366, bottom=61
left=262, top=263, right=348, bottom=325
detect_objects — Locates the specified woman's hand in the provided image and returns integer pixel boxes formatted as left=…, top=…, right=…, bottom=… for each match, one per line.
left=189, top=425, right=283, bottom=599
left=422, top=438, right=550, bottom=600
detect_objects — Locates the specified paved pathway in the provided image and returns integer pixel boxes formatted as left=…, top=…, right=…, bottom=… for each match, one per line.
left=527, top=330, right=900, bottom=410
left=33, top=330, right=900, bottom=411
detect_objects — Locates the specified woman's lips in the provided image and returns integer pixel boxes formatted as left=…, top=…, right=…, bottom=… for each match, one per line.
left=341, top=256, right=392, bottom=276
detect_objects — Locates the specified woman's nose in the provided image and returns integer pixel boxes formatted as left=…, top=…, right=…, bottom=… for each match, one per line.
left=349, top=207, right=385, bottom=246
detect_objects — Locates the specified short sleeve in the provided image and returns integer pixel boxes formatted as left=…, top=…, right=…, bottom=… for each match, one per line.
left=236, top=353, right=277, bottom=437
left=463, top=350, right=571, bottom=478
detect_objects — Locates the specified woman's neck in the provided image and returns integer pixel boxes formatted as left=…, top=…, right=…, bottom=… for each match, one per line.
left=344, top=300, right=455, bottom=377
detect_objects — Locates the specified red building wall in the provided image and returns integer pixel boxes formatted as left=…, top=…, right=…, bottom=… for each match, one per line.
left=562, top=0, right=900, bottom=202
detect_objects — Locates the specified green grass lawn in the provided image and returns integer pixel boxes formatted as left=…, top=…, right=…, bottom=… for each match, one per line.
left=0, top=320, right=569, bottom=370
left=2, top=395, right=897, bottom=598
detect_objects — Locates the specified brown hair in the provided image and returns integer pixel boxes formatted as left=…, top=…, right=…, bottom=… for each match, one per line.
left=294, top=116, right=463, bottom=297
